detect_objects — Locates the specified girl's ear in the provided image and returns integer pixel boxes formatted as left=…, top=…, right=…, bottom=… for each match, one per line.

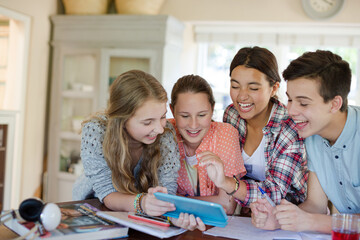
left=271, top=82, right=280, bottom=97
left=330, top=95, right=343, bottom=113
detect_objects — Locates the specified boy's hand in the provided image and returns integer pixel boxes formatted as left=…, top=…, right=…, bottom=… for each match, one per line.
left=275, top=199, right=311, bottom=232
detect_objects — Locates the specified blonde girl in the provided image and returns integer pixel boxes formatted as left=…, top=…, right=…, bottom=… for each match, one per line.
left=73, top=70, right=180, bottom=216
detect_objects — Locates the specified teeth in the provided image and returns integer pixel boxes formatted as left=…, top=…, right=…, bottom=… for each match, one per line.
left=188, top=130, right=200, bottom=134
left=239, top=103, right=252, bottom=108
left=294, top=120, right=307, bottom=124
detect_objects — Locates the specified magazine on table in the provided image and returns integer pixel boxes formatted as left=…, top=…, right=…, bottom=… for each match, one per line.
left=2, top=202, right=128, bottom=240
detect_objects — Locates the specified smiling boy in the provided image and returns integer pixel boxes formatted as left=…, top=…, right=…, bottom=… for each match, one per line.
left=250, top=50, right=360, bottom=233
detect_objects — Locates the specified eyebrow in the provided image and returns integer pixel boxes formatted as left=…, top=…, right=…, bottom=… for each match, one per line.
left=141, top=111, right=167, bottom=121
left=178, top=110, right=210, bottom=114
left=230, top=79, right=261, bottom=85
left=286, top=92, right=313, bottom=101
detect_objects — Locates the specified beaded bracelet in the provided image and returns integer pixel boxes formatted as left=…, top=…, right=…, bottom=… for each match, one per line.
left=134, top=193, right=146, bottom=215
left=138, top=193, right=146, bottom=215
left=134, top=193, right=142, bottom=212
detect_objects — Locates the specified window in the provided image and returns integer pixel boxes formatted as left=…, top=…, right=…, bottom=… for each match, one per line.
left=195, top=23, right=360, bottom=121
left=0, top=18, right=8, bottom=108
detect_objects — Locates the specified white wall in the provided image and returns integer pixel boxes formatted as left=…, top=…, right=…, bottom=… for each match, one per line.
left=160, top=0, right=360, bottom=76
left=161, top=0, right=360, bottom=23
left=0, top=1, right=57, bottom=202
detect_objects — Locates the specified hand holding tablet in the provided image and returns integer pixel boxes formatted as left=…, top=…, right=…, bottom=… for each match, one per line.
left=154, top=192, right=228, bottom=227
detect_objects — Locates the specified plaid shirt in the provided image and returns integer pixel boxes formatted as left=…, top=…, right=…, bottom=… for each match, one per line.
left=223, top=98, right=308, bottom=207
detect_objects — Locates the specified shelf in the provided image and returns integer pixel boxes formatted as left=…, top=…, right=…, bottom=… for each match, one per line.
left=60, top=131, right=82, bottom=141
left=47, top=14, right=184, bottom=202
left=62, top=90, right=95, bottom=98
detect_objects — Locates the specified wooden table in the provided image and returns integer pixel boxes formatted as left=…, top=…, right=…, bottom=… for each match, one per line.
left=0, top=198, right=233, bottom=240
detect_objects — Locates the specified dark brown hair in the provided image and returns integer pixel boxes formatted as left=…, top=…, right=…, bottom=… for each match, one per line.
left=230, top=46, right=281, bottom=87
left=170, top=74, right=215, bottom=111
left=282, top=50, right=351, bottom=112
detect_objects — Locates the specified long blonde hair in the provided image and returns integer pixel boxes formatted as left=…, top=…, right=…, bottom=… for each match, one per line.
left=100, top=70, right=167, bottom=194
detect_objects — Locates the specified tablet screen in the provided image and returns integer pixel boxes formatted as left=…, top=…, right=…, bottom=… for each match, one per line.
left=154, top=192, right=228, bottom=227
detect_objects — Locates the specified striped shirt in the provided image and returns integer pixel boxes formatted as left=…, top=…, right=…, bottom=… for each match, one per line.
left=223, top=98, right=308, bottom=207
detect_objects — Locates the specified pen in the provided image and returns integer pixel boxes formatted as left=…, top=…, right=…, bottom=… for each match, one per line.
left=257, top=185, right=276, bottom=207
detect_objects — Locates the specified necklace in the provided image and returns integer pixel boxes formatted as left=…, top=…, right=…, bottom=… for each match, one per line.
left=183, top=144, right=198, bottom=166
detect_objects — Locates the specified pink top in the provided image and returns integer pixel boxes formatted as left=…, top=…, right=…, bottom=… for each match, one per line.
left=169, top=119, right=246, bottom=196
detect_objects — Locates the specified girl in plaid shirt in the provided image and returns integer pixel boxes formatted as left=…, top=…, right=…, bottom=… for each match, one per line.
left=199, top=47, right=308, bottom=210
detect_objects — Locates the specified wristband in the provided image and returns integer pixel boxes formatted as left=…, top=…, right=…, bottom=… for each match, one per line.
left=134, top=193, right=141, bottom=211
left=134, top=193, right=146, bottom=214
left=226, top=175, right=239, bottom=196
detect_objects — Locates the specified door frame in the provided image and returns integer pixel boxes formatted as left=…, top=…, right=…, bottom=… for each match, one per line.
left=0, top=6, right=31, bottom=209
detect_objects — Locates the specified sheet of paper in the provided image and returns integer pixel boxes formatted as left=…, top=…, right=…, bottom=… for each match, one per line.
left=204, top=216, right=302, bottom=240
left=299, top=232, right=331, bottom=240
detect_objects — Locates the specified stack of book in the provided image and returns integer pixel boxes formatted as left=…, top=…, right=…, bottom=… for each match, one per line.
left=97, top=211, right=187, bottom=239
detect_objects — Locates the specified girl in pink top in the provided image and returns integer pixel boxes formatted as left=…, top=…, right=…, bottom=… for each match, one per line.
left=169, top=75, right=246, bottom=214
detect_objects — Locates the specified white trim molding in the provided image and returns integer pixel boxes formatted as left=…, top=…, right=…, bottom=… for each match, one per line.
left=194, top=22, right=360, bottom=47
left=0, top=6, right=31, bottom=209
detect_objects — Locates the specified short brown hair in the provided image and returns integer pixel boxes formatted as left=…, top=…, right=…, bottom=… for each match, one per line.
left=282, top=50, right=351, bottom=112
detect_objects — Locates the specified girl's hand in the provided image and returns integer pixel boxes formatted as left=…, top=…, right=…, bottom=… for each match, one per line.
left=250, top=198, right=279, bottom=230
left=170, top=213, right=206, bottom=231
left=141, top=186, right=176, bottom=216
left=198, top=151, right=226, bottom=187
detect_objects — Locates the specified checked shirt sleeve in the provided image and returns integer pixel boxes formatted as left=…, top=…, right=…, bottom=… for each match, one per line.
left=238, top=124, right=308, bottom=207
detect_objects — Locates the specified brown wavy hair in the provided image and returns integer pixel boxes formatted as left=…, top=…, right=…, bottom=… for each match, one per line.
left=93, top=70, right=168, bottom=194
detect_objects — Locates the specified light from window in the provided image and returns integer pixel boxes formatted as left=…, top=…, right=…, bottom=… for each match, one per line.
left=198, top=43, right=359, bottom=121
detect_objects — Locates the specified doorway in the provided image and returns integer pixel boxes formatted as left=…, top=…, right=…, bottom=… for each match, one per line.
left=0, top=7, right=31, bottom=210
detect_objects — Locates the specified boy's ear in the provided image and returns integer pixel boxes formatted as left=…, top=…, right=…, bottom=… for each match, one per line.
left=330, top=95, right=343, bottom=113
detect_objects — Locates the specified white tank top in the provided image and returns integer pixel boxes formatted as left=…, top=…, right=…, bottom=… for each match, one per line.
left=242, top=136, right=266, bottom=181
left=241, top=105, right=275, bottom=181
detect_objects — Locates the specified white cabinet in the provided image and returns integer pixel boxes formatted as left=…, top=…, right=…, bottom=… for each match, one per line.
left=46, top=15, right=184, bottom=202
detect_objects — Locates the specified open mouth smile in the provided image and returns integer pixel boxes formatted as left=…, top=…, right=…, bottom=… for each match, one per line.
left=294, top=120, right=308, bottom=130
left=238, top=102, right=254, bottom=112
left=186, top=129, right=201, bottom=137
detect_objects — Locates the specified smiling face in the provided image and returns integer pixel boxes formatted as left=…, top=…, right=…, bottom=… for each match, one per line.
left=286, top=78, right=335, bottom=139
left=230, top=65, right=279, bottom=123
left=172, top=92, right=213, bottom=150
left=125, top=99, right=167, bottom=145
